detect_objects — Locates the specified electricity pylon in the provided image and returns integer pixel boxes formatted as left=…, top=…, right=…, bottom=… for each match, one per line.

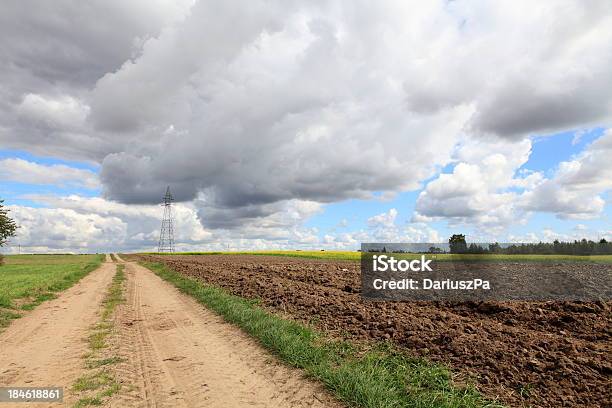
left=158, top=186, right=175, bottom=253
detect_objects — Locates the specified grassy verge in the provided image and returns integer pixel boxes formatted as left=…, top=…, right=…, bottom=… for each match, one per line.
left=0, top=254, right=104, bottom=330
left=142, top=250, right=612, bottom=264
left=72, top=264, right=125, bottom=407
left=142, top=261, right=502, bottom=408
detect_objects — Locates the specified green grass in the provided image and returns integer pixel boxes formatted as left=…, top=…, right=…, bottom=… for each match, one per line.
left=142, top=250, right=612, bottom=264
left=72, top=264, right=125, bottom=407
left=142, top=261, right=503, bottom=408
left=85, top=356, right=124, bottom=369
left=73, top=396, right=102, bottom=407
left=73, top=371, right=115, bottom=391
left=0, top=309, right=20, bottom=329
left=72, top=371, right=120, bottom=408
left=0, top=254, right=104, bottom=329
left=86, top=265, right=125, bottom=352
left=101, top=264, right=125, bottom=320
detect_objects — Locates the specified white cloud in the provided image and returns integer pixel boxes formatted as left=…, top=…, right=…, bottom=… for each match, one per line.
left=25, top=195, right=211, bottom=247
left=414, top=130, right=612, bottom=230
left=413, top=138, right=534, bottom=230
left=367, top=208, right=398, bottom=228
left=85, top=0, right=612, bottom=230
left=4, top=195, right=326, bottom=253
left=0, top=1, right=611, bottom=245
left=363, top=208, right=441, bottom=243
left=0, top=158, right=99, bottom=189
left=2, top=195, right=444, bottom=253
left=6, top=206, right=126, bottom=253
left=522, top=129, right=612, bottom=219
left=508, top=228, right=611, bottom=244
left=17, top=94, right=90, bottom=129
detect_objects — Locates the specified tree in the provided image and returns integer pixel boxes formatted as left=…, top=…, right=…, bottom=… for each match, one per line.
left=449, top=234, right=467, bottom=254
left=488, top=242, right=501, bottom=253
left=0, top=199, right=18, bottom=247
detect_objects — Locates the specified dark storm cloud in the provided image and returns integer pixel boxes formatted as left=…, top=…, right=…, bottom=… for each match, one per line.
left=470, top=76, right=612, bottom=138
left=2, top=0, right=612, bottom=233
left=0, top=0, right=192, bottom=160
left=99, top=153, right=200, bottom=204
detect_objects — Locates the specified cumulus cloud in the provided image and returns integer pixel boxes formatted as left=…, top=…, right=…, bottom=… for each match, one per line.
left=94, top=0, right=471, bottom=213
left=6, top=206, right=127, bottom=253
left=25, top=195, right=211, bottom=248
left=17, top=94, right=90, bottom=128
left=0, top=0, right=611, bottom=241
left=0, top=158, right=99, bottom=189
left=508, top=228, right=611, bottom=244
left=413, top=138, right=535, bottom=230
left=521, top=129, right=612, bottom=219
left=367, top=208, right=398, bottom=228
left=84, top=0, right=612, bottom=231
left=415, top=130, right=612, bottom=229
left=5, top=195, right=326, bottom=252
left=0, top=0, right=194, bottom=161
left=363, top=208, right=441, bottom=243
left=5, top=195, right=210, bottom=253
left=3, top=196, right=444, bottom=253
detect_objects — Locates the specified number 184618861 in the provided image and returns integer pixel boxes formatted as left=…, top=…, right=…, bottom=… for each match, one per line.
left=0, top=387, right=63, bottom=402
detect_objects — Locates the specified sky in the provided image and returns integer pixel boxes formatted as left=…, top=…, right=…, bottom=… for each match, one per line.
left=0, top=0, right=611, bottom=253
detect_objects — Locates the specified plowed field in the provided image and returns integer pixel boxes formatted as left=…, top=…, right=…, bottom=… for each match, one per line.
left=139, top=254, right=612, bottom=408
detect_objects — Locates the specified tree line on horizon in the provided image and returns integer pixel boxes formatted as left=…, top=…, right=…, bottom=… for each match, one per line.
left=447, top=234, right=612, bottom=255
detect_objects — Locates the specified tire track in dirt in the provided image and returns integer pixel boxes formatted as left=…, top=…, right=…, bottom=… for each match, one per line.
left=112, top=259, right=342, bottom=408
left=112, top=260, right=185, bottom=408
left=0, top=258, right=116, bottom=407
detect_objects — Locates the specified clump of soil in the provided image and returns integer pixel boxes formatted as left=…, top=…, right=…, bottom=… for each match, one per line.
left=139, top=254, right=612, bottom=408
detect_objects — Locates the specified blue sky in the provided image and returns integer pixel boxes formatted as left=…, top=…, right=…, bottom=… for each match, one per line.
left=1, top=1, right=611, bottom=252
left=0, top=149, right=100, bottom=207
left=302, top=127, right=611, bottom=242
left=2, top=127, right=609, bottom=251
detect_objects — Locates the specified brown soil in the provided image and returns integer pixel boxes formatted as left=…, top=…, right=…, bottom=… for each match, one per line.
left=139, top=254, right=612, bottom=408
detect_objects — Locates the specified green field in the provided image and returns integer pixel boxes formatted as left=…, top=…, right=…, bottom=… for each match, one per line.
left=0, top=254, right=104, bottom=329
left=147, top=250, right=362, bottom=260
left=144, top=250, right=612, bottom=263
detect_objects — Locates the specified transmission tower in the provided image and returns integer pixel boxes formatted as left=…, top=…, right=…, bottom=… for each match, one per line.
left=158, top=186, right=175, bottom=253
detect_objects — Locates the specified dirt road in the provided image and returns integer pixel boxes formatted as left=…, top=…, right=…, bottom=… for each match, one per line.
left=0, top=257, right=116, bottom=407
left=0, top=255, right=340, bottom=407
left=112, top=257, right=339, bottom=408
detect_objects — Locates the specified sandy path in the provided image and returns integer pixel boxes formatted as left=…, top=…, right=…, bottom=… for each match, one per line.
left=112, top=259, right=341, bottom=408
left=0, top=258, right=116, bottom=407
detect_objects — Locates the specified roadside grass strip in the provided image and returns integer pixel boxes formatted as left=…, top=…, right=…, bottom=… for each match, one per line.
left=0, top=254, right=104, bottom=330
left=142, top=261, right=504, bottom=408
left=72, top=264, right=125, bottom=408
